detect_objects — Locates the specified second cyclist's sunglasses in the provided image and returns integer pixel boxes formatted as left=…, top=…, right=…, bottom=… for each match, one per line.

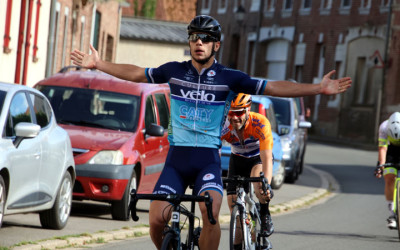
left=188, top=34, right=218, bottom=43
left=228, top=109, right=247, bottom=117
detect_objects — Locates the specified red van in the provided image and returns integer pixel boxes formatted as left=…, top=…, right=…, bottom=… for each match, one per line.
left=35, top=67, right=170, bottom=220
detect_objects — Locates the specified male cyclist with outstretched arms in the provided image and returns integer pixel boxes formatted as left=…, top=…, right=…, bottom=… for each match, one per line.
left=375, top=112, right=400, bottom=230
left=221, top=93, right=274, bottom=248
left=71, top=15, right=351, bottom=250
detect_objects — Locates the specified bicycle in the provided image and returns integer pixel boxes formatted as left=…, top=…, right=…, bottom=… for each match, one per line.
left=129, top=188, right=216, bottom=250
left=223, top=172, right=273, bottom=250
left=377, top=162, right=400, bottom=240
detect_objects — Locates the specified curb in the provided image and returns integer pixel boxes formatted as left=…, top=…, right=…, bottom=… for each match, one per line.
left=11, top=166, right=339, bottom=250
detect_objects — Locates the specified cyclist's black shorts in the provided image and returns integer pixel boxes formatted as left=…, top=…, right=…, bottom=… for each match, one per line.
left=152, top=146, right=223, bottom=196
left=226, top=153, right=262, bottom=195
left=386, top=145, right=400, bottom=163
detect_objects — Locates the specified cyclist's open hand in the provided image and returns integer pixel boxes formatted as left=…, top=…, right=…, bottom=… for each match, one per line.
left=320, top=70, right=352, bottom=95
left=71, top=44, right=99, bottom=69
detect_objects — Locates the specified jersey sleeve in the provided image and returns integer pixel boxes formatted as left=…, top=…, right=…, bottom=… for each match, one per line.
left=252, top=113, right=273, bottom=151
left=225, top=69, right=267, bottom=95
left=145, top=62, right=176, bottom=83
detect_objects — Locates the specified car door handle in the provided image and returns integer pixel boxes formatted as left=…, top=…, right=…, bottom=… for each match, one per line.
left=34, top=152, right=41, bottom=159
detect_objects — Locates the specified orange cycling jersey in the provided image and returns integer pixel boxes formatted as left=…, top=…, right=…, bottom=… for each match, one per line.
left=221, top=112, right=273, bottom=158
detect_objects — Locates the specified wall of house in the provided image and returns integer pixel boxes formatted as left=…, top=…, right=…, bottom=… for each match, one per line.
left=116, top=40, right=190, bottom=68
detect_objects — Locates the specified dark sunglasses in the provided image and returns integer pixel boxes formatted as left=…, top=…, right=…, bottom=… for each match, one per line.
left=228, top=109, right=247, bottom=117
left=188, top=34, right=218, bottom=43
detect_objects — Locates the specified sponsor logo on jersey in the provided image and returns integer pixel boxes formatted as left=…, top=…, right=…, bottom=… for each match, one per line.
left=203, top=173, right=215, bottom=181
left=179, top=105, right=214, bottom=123
left=180, top=89, right=216, bottom=102
left=207, top=70, right=216, bottom=77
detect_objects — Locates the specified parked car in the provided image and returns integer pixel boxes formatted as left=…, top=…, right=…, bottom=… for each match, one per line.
left=0, top=82, right=75, bottom=229
left=269, top=97, right=311, bottom=183
left=35, top=67, right=170, bottom=221
left=294, top=97, right=311, bottom=174
left=220, top=96, right=285, bottom=189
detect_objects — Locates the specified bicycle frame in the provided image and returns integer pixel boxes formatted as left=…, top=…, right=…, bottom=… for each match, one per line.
left=224, top=173, right=272, bottom=249
left=129, top=189, right=215, bottom=250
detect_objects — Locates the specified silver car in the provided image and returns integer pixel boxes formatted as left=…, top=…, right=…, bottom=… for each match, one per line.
left=0, top=82, right=75, bottom=229
left=269, top=97, right=311, bottom=183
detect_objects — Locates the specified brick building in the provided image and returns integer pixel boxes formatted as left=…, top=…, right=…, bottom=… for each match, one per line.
left=197, top=0, right=400, bottom=145
left=0, top=0, right=122, bottom=87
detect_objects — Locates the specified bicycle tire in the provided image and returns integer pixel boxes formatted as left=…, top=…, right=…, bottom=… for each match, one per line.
left=161, top=231, right=179, bottom=250
left=396, top=180, right=400, bottom=241
left=230, top=205, right=245, bottom=250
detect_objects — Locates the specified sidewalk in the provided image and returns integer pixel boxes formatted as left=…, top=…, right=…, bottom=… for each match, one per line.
left=12, top=165, right=338, bottom=250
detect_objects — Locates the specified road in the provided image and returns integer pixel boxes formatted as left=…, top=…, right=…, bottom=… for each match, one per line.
left=1, top=141, right=399, bottom=249
left=86, top=141, right=400, bottom=249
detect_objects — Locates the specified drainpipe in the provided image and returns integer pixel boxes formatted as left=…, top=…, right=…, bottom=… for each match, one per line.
left=15, top=0, right=27, bottom=84
left=45, top=0, right=57, bottom=77
left=375, top=0, right=393, bottom=143
left=22, top=0, right=34, bottom=85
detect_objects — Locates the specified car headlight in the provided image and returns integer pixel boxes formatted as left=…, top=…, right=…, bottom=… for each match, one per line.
left=281, top=138, right=292, bottom=160
left=88, top=150, right=124, bottom=165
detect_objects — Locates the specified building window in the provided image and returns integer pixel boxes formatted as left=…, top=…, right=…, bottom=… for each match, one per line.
left=300, top=0, right=312, bottom=15
left=353, top=57, right=375, bottom=106
left=201, top=0, right=212, bottom=15
left=339, top=0, right=351, bottom=15
left=380, top=0, right=390, bottom=13
left=265, top=40, right=289, bottom=80
left=264, top=0, right=276, bottom=17
left=93, top=11, right=101, bottom=51
left=105, top=34, right=113, bottom=62
left=282, top=0, right=293, bottom=18
left=358, top=0, right=371, bottom=15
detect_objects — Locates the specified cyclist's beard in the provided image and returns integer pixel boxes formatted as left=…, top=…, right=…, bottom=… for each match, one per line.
left=192, top=43, right=216, bottom=65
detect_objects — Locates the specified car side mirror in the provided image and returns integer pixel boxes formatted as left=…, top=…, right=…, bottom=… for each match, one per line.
left=14, top=122, right=41, bottom=148
left=143, top=123, right=164, bottom=137
left=299, top=121, right=312, bottom=129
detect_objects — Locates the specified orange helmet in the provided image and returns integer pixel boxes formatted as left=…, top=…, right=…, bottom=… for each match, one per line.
left=231, top=93, right=252, bottom=109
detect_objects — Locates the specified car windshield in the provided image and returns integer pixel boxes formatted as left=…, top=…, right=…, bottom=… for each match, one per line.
left=38, top=86, right=140, bottom=132
left=0, top=90, right=6, bottom=114
left=270, top=98, right=290, bottom=126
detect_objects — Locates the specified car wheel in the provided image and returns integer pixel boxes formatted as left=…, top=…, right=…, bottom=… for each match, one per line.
left=40, top=171, right=73, bottom=229
left=111, top=170, right=137, bottom=221
left=0, top=176, right=6, bottom=228
left=285, top=163, right=298, bottom=184
left=271, top=161, right=285, bottom=190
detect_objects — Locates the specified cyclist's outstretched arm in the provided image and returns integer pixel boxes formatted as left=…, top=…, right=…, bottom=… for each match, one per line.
left=70, top=44, right=148, bottom=83
left=263, top=70, right=351, bottom=97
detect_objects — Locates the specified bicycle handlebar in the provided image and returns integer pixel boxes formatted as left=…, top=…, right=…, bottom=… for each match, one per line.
left=222, top=172, right=274, bottom=200
left=129, top=189, right=216, bottom=225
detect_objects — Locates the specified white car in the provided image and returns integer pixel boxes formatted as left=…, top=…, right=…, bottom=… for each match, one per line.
left=0, top=82, right=75, bottom=229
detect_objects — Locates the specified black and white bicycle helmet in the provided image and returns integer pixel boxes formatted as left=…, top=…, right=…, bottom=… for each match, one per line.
left=388, top=112, right=400, bottom=140
left=187, top=15, right=221, bottom=41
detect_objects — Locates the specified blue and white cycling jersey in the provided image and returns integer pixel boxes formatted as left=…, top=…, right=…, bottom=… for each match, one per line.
left=145, top=60, right=267, bottom=149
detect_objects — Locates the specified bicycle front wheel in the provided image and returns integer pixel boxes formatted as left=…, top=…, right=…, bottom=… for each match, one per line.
left=230, top=205, right=245, bottom=249
left=161, top=231, right=179, bottom=250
